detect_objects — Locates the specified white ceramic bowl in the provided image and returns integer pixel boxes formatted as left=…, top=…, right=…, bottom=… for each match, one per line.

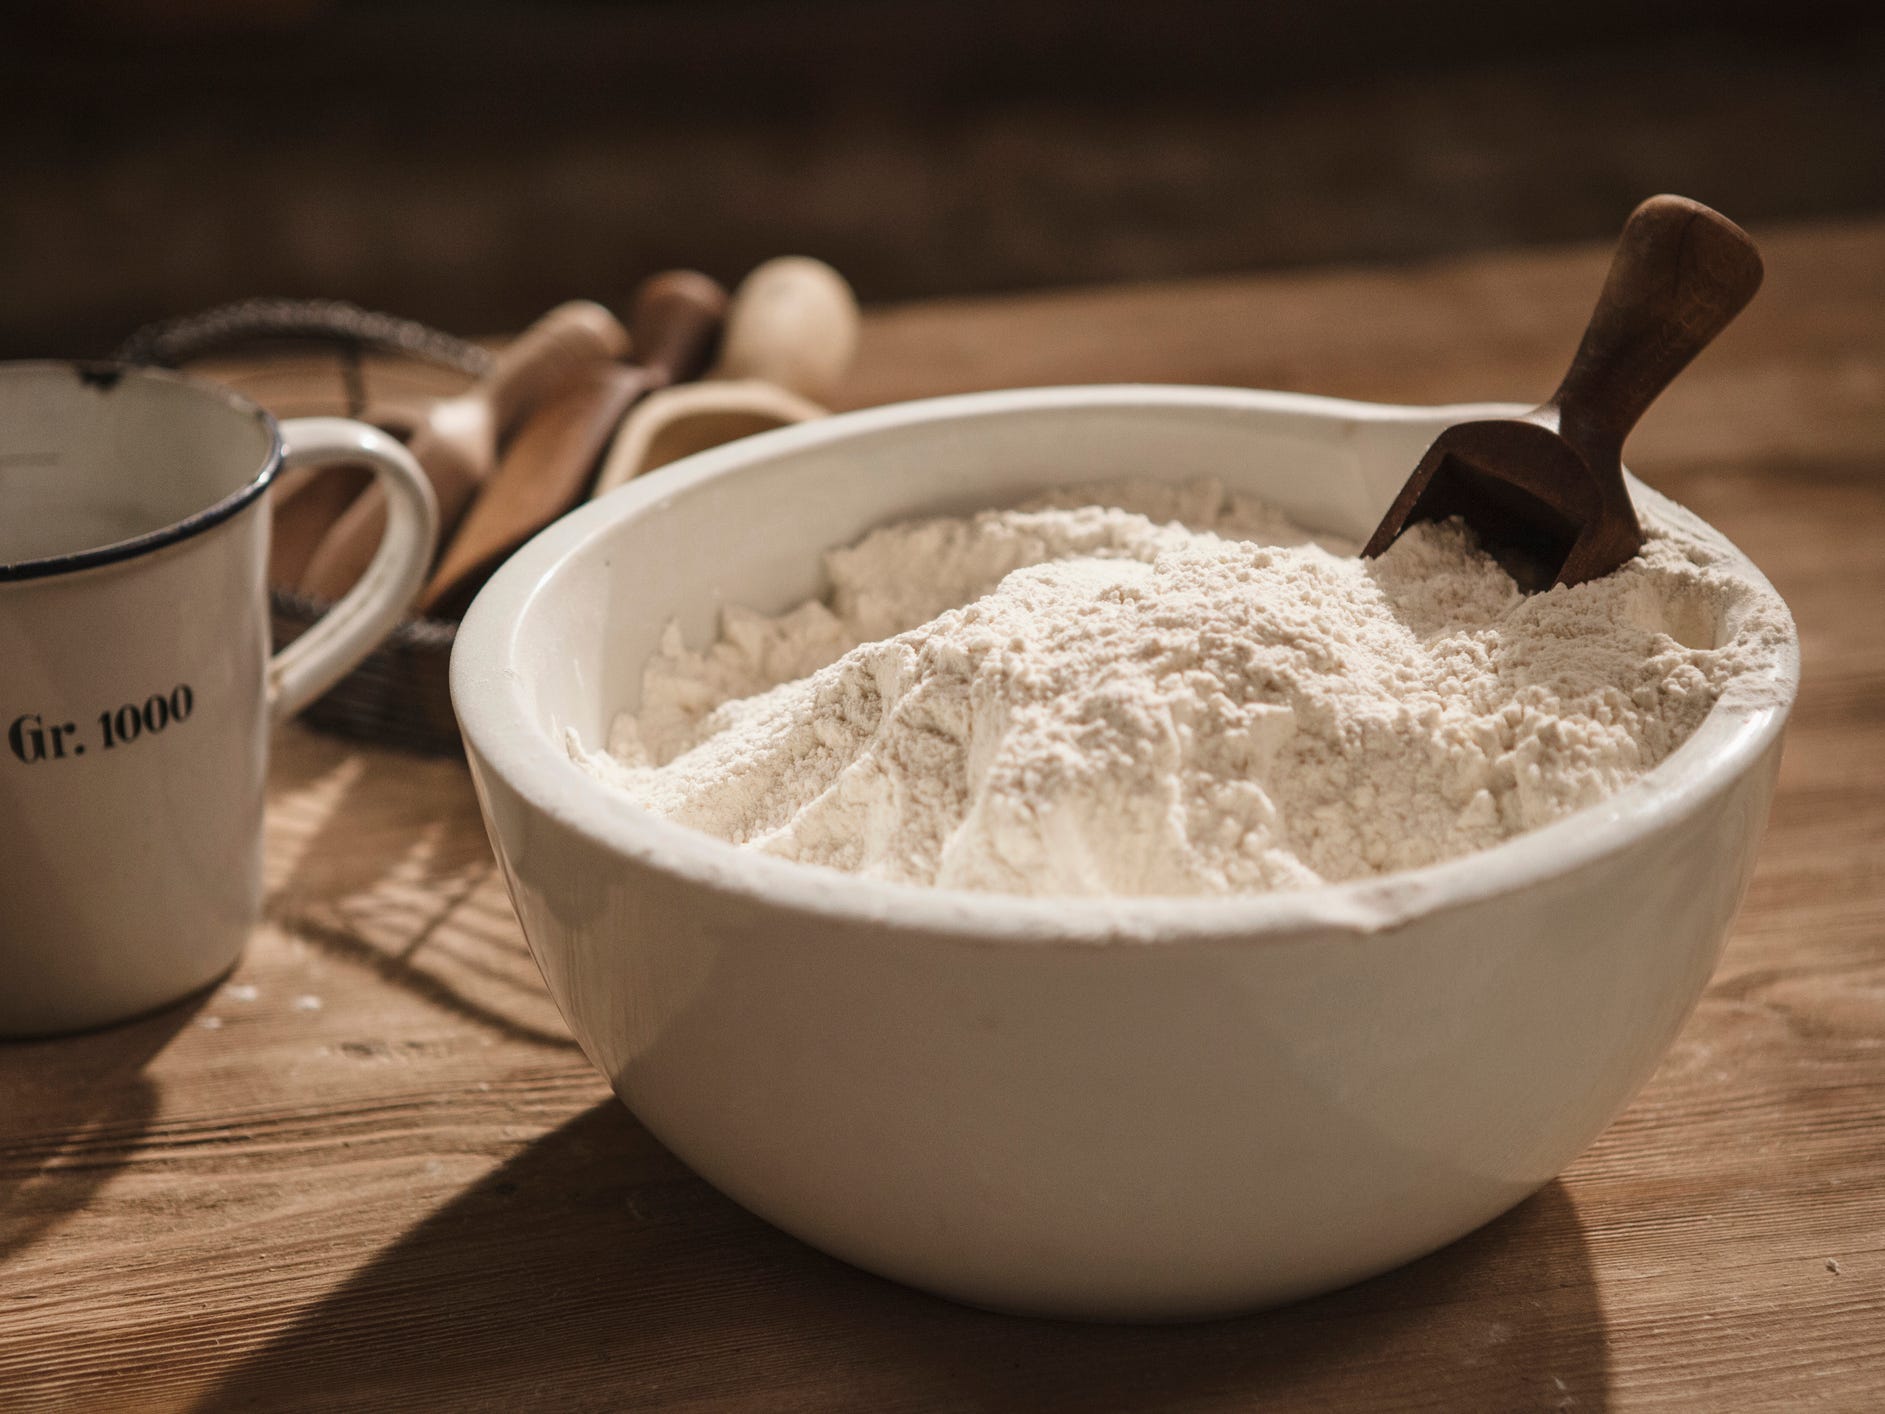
left=452, top=386, right=1798, bottom=1321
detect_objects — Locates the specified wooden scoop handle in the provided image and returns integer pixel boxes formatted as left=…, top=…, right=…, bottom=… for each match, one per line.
left=485, top=299, right=631, bottom=435
left=629, top=270, right=730, bottom=389
left=713, top=255, right=859, bottom=403
left=1548, top=195, right=1763, bottom=465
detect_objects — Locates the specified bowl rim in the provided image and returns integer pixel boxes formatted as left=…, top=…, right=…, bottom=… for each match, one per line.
left=451, top=384, right=1800, bottom=944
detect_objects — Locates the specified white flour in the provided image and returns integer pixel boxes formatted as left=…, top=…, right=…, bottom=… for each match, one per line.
left=575, top=480, right=1789, bottom=897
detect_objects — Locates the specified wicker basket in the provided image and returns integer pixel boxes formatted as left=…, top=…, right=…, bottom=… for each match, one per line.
left=270, top=591, right=464, bottom=756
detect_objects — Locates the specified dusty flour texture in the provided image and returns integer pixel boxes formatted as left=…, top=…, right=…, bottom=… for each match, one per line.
left=575, top=479, right=1789, bottom=897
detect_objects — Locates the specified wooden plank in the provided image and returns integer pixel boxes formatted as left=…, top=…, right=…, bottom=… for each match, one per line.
left=3, top=219, right=1883, bottom=1411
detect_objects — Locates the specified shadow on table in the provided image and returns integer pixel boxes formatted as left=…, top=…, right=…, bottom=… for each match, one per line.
left=265, top=724, right=494, bottom=914
left=262, top=727, right=576, bottom=1051
left=198, top=1100, right=1611, bottom=1412
left=0, top=995, right=203, bottom=1266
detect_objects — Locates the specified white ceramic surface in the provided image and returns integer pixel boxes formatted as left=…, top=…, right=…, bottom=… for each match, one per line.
left=451, top=386, right=1798, bottom=1321
left=1, top=363, right=437, bottom=1036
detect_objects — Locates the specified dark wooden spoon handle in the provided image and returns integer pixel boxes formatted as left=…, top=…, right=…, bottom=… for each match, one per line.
left=629, top=270, right=730, bottom=390
left=1548, top=195, right=1763, bottom=465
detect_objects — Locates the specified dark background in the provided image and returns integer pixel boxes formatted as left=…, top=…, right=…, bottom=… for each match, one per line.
left=3, top=0, right=1881, bottom=357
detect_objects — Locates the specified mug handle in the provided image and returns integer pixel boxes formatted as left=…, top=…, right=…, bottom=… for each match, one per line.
left=267, top=417, right=439, bottom=724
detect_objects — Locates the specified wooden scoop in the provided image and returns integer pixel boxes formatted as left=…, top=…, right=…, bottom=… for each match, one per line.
left=588, top=379, right=828, bottom=498
left=1362, top=195, right=1763, bottom=590
left=417, top=270, right=728, bottom=617
left=297, top=299, right=629, bottom=601
left=589, top=255, right=858, bottom=500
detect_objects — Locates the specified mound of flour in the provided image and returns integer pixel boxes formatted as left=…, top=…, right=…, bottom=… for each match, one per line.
left=574, top=479, right=1789, bottom=896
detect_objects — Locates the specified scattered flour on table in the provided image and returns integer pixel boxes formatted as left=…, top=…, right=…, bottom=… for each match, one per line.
left=573, top=479, right=1791, bottom=897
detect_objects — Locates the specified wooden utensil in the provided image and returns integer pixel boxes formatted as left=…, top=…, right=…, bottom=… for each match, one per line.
left=589, top=255, right=858, bottom=500
left=417, top=270, right=728, bottom=616
left=712, top=255, right=859, bottom=404
left=270, top=461, right=374, bottom=586
left=269, top=410, right=433, bottom=588
left=297, top=300, right=629, bottom=601
left=414, top=366, right=643, bottom=621
left=1362, top=195, right=1763, bottom=590
left=588, top=380, right=827, bottom=499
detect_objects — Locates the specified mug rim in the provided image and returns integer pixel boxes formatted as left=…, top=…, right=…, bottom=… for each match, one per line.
left=0, top=360, right=283, bottom=584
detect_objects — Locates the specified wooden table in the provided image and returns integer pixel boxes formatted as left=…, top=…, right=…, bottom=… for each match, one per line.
left=5, top=221, right=1883, bottom=1411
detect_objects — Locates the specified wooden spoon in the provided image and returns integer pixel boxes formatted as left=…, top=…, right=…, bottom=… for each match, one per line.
left=296, top=300, right=628, bottom=601
left=1362, top=195, right=1763, bottom=590
left=589, top=256, right=858, bottom=499
left=417, top=270, right=728, bottom=616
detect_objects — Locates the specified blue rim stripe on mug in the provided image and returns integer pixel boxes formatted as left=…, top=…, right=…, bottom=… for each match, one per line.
left=0, top=362, right=284, bottom=583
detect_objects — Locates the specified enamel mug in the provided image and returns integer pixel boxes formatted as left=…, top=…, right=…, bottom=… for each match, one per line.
left=0, top=362, right=438, bottom=1036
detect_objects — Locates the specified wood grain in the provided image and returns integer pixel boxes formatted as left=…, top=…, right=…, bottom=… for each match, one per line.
left=4, top=219, right=1883, bottom=1411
